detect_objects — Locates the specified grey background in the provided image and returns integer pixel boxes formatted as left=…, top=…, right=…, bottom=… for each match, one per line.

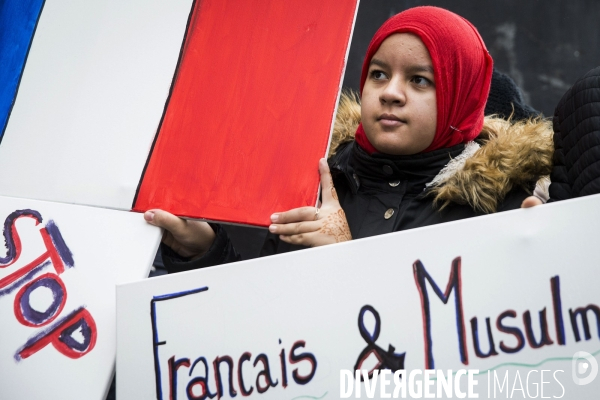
left=343, top=0, right=600, bottom=117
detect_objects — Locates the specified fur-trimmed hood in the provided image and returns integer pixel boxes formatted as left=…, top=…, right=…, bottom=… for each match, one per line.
left=329, top=91, right=554, bottom=214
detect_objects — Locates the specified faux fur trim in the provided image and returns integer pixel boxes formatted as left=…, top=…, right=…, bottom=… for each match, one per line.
left=329, top=90, right=361, bottom=157
left=431, top=116, right=554, bottom=213
left=329, top=91, right=554, bottom=213
left=425, top=141, right=481, bottom=188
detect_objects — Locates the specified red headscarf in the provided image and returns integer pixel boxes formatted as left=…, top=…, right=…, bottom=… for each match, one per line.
left=355, top=6, right=493, bottom=154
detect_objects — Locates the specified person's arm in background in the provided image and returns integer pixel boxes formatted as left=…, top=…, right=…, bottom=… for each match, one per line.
left=521, top=196, right=542, bottom=208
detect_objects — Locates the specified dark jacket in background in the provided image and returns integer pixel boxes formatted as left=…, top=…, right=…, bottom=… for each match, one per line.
left=550, top=66, right=600, bottom=200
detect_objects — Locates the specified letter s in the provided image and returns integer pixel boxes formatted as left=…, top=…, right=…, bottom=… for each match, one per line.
left=289, top=340, right=317, bottom=385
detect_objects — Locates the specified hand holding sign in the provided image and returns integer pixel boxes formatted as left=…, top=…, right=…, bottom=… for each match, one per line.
left=269, top=158, right=352, bottom=247
left=145, top=159, right=351, bottom=256
left=143, top=210, right=215, bottom=259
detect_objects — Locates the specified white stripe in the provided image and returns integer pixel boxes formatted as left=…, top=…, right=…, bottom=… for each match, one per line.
left=0, top=0, right=193, bottom=210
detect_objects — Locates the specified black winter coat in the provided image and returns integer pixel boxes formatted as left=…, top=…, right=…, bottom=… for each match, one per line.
left=260, top=141, right=532, bottom=256
left=549, top=66, right=600, bottom=200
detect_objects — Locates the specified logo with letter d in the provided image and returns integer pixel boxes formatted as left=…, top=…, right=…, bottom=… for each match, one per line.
left=572, top=351, right=598, bottom=385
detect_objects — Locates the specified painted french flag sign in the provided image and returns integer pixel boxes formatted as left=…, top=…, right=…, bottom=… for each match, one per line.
left=0, top=0, right=359, bottom=227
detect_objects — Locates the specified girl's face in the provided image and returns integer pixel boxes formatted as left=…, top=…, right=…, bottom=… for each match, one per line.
left=361, top=33, right=437, bottom=155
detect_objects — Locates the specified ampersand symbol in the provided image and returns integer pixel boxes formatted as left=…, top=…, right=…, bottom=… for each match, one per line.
left=353, top=305, right=406, bottom=380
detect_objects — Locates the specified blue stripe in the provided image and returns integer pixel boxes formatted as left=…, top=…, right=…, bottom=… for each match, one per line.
left=0, top=0, right=45, bottom=139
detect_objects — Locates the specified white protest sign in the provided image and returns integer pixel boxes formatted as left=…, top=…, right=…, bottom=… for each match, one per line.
left=0, top=196, right=160, bottom=400
left=117, top=195, right=600, bottom=399
left=0, top=0, right=193, bottom=209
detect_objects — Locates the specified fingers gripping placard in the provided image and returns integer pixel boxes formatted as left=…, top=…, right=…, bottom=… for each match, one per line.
left=0, top=209, right=97, bottom=361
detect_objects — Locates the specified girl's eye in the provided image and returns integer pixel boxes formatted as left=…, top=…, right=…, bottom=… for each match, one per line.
left=412, top=76, right=432, bottom=87
left=371, top=70, right=388, bottom=80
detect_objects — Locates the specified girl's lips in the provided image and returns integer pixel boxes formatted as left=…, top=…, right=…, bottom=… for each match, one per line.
left=378, top=114, right=406, bottom=127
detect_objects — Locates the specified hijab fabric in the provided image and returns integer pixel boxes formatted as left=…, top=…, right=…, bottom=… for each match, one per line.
left=355, top=6, right=494, bottom=154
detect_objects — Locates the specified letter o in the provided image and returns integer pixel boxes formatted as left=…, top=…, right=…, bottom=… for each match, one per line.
left=14, top=273, right=67, bottom=327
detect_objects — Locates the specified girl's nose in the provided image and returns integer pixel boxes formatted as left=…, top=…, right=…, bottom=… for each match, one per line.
left=380, top=78, right=406, bottom=106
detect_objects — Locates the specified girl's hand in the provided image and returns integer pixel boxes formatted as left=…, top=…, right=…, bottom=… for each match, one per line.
left=269, top=158, right=352, bottom=247
left=144, top=209, right=216, bottom=259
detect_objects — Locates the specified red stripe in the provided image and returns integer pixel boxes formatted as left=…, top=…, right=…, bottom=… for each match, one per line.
left=134, top=0, right=358, bottom=226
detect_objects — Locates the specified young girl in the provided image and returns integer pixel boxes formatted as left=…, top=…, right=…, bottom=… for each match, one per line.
left=145, top=6, right=553, bottom=272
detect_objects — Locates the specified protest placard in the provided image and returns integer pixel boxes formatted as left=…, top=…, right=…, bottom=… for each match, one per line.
left=117, top=195, right=600, bottom=399
left=0, top=195, right=160, bottom=400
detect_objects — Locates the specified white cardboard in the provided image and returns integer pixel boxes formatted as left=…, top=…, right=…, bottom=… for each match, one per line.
left=0, top=0, right=193, bottom=210
left=0, top=196, right=161, bottom=400
left=117, top=195, right=600, bottom=399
